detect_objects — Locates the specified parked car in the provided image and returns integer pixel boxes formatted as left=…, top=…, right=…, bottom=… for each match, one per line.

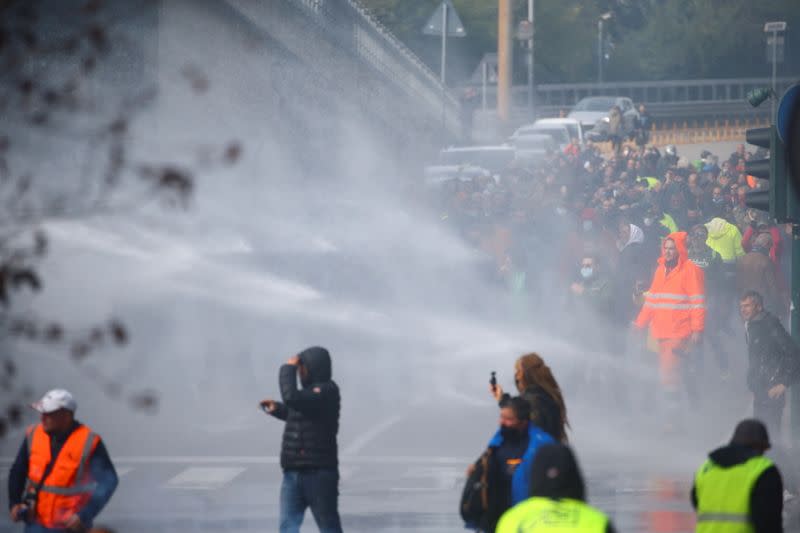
left=438, top=145, right=516, bottom=173
left=511, top=118, right=584, bottom=150
left=511, top=133, right=557, bottom=162
left=567, top=96, right=640, bottom=133
left=422, top=164, right=491, bottom=188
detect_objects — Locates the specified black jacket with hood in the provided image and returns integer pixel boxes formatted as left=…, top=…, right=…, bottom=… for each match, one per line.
left=691, top=445, right=783, bottom=533
left=270, top=346, right=340, bottom=471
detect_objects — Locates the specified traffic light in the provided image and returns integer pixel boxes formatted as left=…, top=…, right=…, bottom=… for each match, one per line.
left=744, top=125, right=793, bottom=222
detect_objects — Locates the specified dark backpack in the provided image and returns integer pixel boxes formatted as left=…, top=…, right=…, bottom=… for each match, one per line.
left=460, top=448, right=493, bottom=528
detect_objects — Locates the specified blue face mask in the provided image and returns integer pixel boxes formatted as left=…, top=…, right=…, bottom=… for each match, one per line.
left=580, top=267, right=593, bottom=279
left=582, top=220, right=593, bottom=232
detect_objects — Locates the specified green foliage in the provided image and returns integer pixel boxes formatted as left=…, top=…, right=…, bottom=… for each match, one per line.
left=361, top=0, right=800, bottom=83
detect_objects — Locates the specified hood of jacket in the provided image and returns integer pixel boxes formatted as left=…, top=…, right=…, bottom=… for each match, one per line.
left=619, top=224, right=645, bottom=251
left=529, top=443, right=586, bottom=501
left=298, top=346, right=332, bottom=384
left=708, top=444, right=761, bottom=468
left=658, top=231, right=688, bottom=267
left=705, top=217, right=734, bottom=240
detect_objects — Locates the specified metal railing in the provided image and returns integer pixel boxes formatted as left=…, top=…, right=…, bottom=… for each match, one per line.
left=287, top=0, right=462, bottom=134
left=472, top=77, right=796, bottom=122
left=532, top=77, right=797, bottom=107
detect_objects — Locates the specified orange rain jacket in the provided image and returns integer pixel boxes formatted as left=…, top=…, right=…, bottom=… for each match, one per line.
left=634, top=232, right=705, bottom=340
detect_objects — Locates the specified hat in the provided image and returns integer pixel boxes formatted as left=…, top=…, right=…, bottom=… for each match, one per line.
left=31, top=389, right=77, bottom=414
left=730, top=419, right=770, bottom=450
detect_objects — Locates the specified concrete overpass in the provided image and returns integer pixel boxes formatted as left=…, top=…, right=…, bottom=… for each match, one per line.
left=150, top=0, right=462, bottom=175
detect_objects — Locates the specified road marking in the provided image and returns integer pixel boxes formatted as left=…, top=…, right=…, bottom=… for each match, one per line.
left=402, top=466, right=463, bottom=490
left=0, top=455, right=472, bottom=465
left=342, top=414, right=404, bottom=456
left=116, top=467, right=133, bottom=477
left=164, top=467, right=245, bottom=490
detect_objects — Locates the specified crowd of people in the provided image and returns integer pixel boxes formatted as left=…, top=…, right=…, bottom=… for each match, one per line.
left=427, top=138, right=794, bottom=403
left=422, top=136, right=800, bottom=531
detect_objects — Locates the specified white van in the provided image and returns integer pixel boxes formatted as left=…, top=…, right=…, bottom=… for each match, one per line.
left=511, top=118, right=585, bottom=148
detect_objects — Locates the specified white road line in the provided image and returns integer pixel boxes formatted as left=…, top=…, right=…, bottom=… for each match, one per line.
left=0, top=455, right=472, bottom=465
left=116, top=467, right=133, bottom=477
left=164, top=467, right=245, bottom=490
left=342, top=414, right=405, bottom=456
left=402, top=466, right=464, bottom=489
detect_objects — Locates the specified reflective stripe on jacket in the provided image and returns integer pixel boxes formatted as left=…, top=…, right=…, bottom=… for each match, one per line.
left=496, top=497, right=608, bottom=533
left=26, top=423, right=100, bottom=529
left=694, top=456, right=773, bottom=533
left=635, top=232, right=705, bottom=339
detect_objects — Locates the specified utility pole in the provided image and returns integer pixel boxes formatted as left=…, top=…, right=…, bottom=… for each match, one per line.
left=440, top=2, right=448, bottom=135
left=497, top=0, right=512, bottom=122
left=527, top=0, right=534, bottom=119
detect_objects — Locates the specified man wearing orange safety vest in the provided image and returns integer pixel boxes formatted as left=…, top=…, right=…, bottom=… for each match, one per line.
left=7, top=389, right=118, bottom=532
left=634, top=232, right=705, bottom=416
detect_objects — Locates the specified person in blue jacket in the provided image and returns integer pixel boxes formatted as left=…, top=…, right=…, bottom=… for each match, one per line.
left=481, top=396, right=555, bottom=531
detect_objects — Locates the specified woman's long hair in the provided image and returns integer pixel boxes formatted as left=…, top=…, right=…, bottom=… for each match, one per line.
left=516, top=353, right=570, bottom=441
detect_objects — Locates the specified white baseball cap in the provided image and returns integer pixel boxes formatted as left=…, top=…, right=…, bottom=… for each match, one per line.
left=31, top=389, right=77, bottom=414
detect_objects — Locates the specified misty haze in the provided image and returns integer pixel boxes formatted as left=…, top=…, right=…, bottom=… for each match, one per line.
left=1, top=1, right=800, bottom=532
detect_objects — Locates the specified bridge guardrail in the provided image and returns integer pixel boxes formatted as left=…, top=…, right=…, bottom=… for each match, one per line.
left=288, top=0, right=462, bottom=135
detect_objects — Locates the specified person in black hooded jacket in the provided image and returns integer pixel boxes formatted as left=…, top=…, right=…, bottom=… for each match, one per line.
left=691, top=419, right=783, bottom=533
left=261, top=346, right=342, bottom=533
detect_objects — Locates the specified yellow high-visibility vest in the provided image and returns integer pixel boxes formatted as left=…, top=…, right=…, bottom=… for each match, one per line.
left=694, top=455, right=773, bottom=533
left=496, top=497, right=608, bottom=532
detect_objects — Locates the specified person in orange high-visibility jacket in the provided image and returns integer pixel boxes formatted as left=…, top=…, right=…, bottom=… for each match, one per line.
left=634, top=232, right=705, bottom=397
left=8, top=389, right=118, bottom=532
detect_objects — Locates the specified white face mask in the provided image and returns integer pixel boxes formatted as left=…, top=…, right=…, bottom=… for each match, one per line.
left=582, top=220, right=593, bottom=232
left=580, top=267, right=593, bottom=279
left=643, top=217, right=654, bottom=227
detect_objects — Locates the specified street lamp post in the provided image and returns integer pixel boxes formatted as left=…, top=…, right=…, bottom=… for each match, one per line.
left=597, top=18, right=603, bottom=84
left=597, top=12, right=612, bottom=84
left=423, top=1, right=466, bottom=140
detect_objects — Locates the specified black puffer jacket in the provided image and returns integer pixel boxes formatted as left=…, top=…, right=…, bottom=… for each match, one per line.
left=270, top=346, right=340, bottom=471
left=745, top=311, right=800, bottom=399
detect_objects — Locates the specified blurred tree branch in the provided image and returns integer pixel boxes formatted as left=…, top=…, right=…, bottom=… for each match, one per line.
left=0, top=0, right=242, bottom=435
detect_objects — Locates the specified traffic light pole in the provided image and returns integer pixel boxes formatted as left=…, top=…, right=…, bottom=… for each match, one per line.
left=793, top=225, right=800, bottom=444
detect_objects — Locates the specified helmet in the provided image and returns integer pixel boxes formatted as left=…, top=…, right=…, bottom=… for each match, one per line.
left=665, top=145, right=677, bottom=157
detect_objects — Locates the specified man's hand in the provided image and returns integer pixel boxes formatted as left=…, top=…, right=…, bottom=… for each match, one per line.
left=490, top=383, right=504, bottom=402
left=64, top=514, right=86, bottom=532
left=768, top=384, right=787, bottom=399
left=690, top=331, right=702, bottom=345
left=465, top=463, right=476, bottom=477
left=570, top=282, right=584, bottom=295
left=260, top=399, right=277, bottom=413
left=9, top=504, right=26, bottom=523
left=287, top=355, right=300, bottom=366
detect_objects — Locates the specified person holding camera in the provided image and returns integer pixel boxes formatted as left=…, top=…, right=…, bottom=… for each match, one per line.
left=7, top=389, right=118, bottom=532
left=260, top=346, right=342, bottom=533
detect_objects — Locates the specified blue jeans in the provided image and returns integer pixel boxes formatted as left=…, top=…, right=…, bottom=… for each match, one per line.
left=280, top=469, right=343, bottom=533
